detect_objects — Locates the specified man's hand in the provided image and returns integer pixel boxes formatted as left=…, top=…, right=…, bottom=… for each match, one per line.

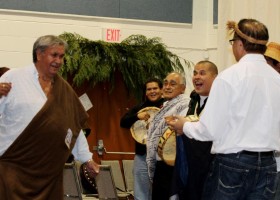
left=137, top=111, right=150, bottom=121
left=165, top=115, right=187, bottom=136
left=86, top=159, right=100, bottom=177
left=0, top=82, right=12, bottom=98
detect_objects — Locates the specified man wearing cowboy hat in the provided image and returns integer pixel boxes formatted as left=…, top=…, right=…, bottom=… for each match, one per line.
left=264, top=41, right=280, bottom=200
left=264, top=42, right=280, bottom=73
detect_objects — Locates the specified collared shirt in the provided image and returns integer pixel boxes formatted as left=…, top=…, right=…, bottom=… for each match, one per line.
left=0, top=64, right=92, bottom=162
left=183, top=54, right=280, bottom=154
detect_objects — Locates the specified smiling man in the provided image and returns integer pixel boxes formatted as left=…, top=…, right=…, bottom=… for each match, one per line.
left=192, top=61, right=218, bottom=96
left=146, top=72, right=189, bottom=200
left=120, top=78, right=164, bottom=200
left=172, top=60, right=218, bottom=200
left=0, top=35, right=99, bottom=200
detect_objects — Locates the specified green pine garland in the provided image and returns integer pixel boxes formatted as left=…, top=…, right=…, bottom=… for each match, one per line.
left=59, top=32, right=192, bottom=101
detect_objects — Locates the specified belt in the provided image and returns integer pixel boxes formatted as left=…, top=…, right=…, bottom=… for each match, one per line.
left=240, top=151, right=274, bottom=157
left=275, top=151, right=280, bottom=157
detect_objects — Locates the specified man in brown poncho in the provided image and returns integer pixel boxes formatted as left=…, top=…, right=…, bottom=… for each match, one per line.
left=0, top=35, right=99, bottom=200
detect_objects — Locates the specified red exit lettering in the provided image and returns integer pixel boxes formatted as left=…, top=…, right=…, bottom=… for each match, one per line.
left=106, top=29, right=121, bottom=42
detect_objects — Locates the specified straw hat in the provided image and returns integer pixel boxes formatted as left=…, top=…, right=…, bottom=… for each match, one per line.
left=264, top=42, right=280, bottom=62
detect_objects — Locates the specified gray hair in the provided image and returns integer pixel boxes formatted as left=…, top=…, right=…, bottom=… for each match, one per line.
left=32, top=35, right=68, bottom=63
left=166, top=71, right=186, bottom=86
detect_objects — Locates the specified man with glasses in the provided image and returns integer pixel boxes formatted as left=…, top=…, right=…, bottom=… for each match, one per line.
left=172, top=61, right=218, bottom=200
left=146, top=72, right=189, bottom=200
left=167, top=18, right=280, bottom=200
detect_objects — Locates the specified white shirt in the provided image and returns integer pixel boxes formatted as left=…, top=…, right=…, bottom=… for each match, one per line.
left=0, top=64, right=92, bottom=162
left=183, top=54, right=280, bottom=154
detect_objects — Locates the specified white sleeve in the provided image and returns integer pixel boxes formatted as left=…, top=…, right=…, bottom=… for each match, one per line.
left=183, top=78, right=231, bottom=142
left=71, top=130, right=93, bottom=163
left=183, top=120, right=212, bottom=141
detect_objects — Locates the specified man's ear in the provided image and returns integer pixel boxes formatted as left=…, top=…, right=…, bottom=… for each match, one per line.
left=36, top=50, right=42, bottom=61
left=181, top=85, right=186, bottom=94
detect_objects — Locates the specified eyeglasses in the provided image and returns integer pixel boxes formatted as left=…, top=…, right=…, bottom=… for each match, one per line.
left=163, top=80, right=180, bottom=88
left=229, top=38, right=238, bottom=45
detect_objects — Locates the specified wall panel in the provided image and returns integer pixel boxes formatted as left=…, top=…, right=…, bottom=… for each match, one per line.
left=0, top=0, right=193, bottom=23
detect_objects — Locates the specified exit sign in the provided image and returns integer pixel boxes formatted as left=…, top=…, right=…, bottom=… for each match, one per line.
left=103, top=28, right=122, bottom=43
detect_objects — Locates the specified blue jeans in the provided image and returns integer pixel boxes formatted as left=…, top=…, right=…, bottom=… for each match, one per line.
left=202, top=152, right=278, bottom=200
left=273, top=172, right=280, bottom=200
left=133, top=154, right=151, bottom=200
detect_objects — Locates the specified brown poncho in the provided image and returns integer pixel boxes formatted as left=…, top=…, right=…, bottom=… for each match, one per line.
left=0, top=75, right=88, bottom=200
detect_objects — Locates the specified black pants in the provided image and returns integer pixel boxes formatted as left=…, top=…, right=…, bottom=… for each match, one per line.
left=174, top=137, right=214, bottom=200
left=152, top=161, right=174, bottom=200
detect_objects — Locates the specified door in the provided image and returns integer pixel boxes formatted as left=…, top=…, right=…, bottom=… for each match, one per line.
left=73, top=70, right=137, bottom=163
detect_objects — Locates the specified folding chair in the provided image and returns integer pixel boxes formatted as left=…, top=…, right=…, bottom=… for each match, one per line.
left=101, top=160, right=131, bottom=199
left=63, top=162, right=83, bottom=200
left=94, top=165, right=119, bottom=200
left=122, top=160, right=134, bottom=196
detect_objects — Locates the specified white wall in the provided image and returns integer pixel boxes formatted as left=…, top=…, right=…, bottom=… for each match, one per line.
left=217, top=0, right=280, bottom=72
left=0, top=0, right=218, bottom=95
